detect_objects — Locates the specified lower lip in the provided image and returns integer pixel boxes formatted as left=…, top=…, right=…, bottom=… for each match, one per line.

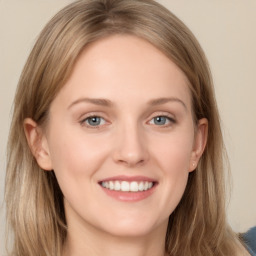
left=100, top=185, right=157, bottom=202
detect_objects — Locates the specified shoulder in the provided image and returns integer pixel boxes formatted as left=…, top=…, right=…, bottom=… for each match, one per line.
left=241, top=227, right=256, bottom=256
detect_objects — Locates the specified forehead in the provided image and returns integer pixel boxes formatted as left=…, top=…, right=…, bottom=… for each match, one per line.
left=53, top=35, right=192, bottom=110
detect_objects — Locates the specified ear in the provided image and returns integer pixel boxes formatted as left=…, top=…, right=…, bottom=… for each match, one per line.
left=24, top=118, right=53, bottom=171
left=189, top=118, right=208, bottom=172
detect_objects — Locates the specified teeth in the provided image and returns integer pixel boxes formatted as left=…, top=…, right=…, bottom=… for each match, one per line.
left=101, top=181, right=154, bottom=192
left=130, top=181, right=139, bottom=192
left=121, top=181, right=129, bottom=191
left=114, top=181, right=121, bottom=191
left=138, top=181, right=144, bottom=191
left=109, top=181, right=114, bottom=190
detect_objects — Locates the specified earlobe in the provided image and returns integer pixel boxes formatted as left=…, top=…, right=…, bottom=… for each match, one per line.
left=24, top=118, right=53, bottom=171
left=189, top=118, right=208, bottom=172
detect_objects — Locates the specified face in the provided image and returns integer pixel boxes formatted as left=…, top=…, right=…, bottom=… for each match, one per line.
left=26, top=35, right=207, bottom=239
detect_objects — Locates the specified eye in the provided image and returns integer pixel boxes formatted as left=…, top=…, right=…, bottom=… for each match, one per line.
left=82, top=116, right=106, bottom=127
left=148, top=116, right=174, bottom=126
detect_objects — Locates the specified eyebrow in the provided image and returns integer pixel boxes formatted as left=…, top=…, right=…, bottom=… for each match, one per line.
left=68, top=98, right=113, bottom=109
left=147, top=97, right=187, bottom=110
left=68, top=97, right=187, bottom=110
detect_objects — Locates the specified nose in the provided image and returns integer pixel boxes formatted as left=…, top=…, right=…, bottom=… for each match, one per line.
left=112, top=123, right=149, bottom=168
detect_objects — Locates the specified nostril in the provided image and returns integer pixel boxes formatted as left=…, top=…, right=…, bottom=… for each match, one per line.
left=117, top=158, right=146, bottom=168
left=112, top=130, right=150, bottom=166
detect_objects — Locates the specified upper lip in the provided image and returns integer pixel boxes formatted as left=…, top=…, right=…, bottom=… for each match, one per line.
left=98, top=175, right=157, bottom=183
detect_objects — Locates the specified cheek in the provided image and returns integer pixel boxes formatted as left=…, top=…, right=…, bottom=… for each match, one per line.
left=47, top=127, right=111, bottom=186
left=150, top=131, right=194, bottom=212
left=47, top=130, right=111, bottom=210
left=152, top=131, right=194, bottom=173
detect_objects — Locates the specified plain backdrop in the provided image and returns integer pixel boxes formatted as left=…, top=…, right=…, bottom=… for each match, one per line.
left=0, top=0, right=255, bottom=254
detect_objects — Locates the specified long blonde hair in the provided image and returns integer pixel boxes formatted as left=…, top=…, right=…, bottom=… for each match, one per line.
left=5, top=0, right=247, bottom=255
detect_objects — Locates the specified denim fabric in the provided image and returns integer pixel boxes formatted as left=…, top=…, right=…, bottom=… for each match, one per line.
left=242, top=227, right=256, bottom=256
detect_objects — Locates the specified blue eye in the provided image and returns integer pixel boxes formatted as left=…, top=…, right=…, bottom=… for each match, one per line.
left=149, top=116, right=173, bottom=126
left=84, top=116, right=106, bottom=127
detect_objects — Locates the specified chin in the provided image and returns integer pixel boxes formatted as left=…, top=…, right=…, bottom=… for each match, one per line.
left=97, top=216, right=168, bottom=239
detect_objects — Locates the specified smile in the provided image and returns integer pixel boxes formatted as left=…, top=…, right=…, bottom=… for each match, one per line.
left=100, top=181, right=154, bottom=192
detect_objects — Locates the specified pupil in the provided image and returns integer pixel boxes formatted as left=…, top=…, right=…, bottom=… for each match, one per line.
left=155, top=116, right=166, bottom=125
left=89, top=117, right=100, bottom=126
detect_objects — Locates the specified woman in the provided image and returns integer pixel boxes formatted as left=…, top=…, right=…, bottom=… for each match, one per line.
left=4, top=0, right=252, bottom=255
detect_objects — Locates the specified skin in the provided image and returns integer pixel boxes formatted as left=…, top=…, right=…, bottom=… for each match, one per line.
left=25, top=35, right=208, bottom=256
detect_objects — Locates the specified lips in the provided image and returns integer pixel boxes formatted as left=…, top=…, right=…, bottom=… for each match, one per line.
left=98, top=176, right=157, bottom=202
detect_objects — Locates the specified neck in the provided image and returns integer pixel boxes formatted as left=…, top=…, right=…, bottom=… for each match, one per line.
left=63, top=233, right=167, bottom=256
left=62, top=214, right=168, bottom=256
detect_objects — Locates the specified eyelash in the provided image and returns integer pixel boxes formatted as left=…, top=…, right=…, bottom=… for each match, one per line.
left=79, top=114, right=108, bottom=129
left=148, top=114, right=176, bottom=127
left=79, top=113, right=176, bottom=129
